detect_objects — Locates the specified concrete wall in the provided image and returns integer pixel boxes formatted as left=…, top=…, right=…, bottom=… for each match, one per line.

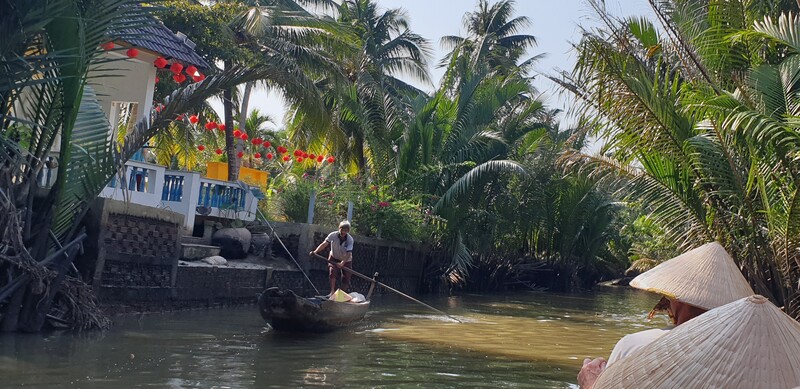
left=99, top=164, right=261, bottom=235
left=258, top=222, right=427, bottom=295
left=81, top=198, right=183, bottom=291
left=99, top=160, right=167, bottom=209
left=82, top=208, right=429, bottom=312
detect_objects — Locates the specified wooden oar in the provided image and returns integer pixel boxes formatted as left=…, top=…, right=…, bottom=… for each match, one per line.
left=312, top=253, right=462, bottom=323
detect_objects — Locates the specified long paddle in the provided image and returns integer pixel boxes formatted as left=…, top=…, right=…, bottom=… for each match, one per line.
left=255, top=209, right=320, bottom=295
left=312, top=253, right=462, bottom=323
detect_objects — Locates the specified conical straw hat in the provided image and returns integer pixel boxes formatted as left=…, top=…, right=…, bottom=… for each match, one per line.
left=595, top=295, right=800, bottom=389
left=630, top=242, right=754, bottom=310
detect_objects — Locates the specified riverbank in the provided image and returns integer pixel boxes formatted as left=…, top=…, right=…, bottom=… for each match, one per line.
left=81, top=199, right=430, bottom=316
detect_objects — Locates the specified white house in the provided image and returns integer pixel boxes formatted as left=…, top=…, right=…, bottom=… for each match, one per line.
left=89, top=20, right=259, bottom=235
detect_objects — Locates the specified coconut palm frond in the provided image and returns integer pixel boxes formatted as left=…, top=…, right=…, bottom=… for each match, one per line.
left=51, top=86, right=116, bottom=241
left=434, top=159, right=525, bottom=212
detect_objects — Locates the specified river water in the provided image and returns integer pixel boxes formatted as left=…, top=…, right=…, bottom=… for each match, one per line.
left=0, top=288, right=665, bottom=388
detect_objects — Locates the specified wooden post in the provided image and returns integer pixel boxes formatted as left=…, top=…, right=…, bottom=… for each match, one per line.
left=366, top=272, right=379, bottom=300
left=307, top=189, right=316, bottom=224
left=346, top=201, right=353, bottom=222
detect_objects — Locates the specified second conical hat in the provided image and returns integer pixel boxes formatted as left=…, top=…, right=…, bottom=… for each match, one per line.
left=630, top=242, right=754, bottom=310
left=595, top=295, right=800, bottom=389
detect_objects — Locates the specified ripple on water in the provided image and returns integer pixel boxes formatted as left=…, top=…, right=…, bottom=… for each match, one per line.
left=0, top=288, right=659, bottom=388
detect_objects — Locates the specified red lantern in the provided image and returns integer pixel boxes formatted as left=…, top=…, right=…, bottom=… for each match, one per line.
left=173, top=73, right=186, bottom=83
left=237, top=151, right=244, bottom=158
left=205, top=122, right=217, bottom=130
left=126, top=48, right=139, bottom=58
left=197, top=145, right=205, bottom=151
left=309, top=153, right=316, bottom=159
left=192, top=74, right=203, bottom=82
left=189, top=115, right=199, bottom=124
left=215, top=148, right=223, bottom=155
left=317, top=155, right=324, bottom=163
left=283, top=155, right=290, bottom=162
left=218, top=124, right=226, bottom=131
left=101, top=42, right=115, bottom=51
left=254, top=152, right=262, bottom=159
left=327, top=156, right=335, bottom=163
left=154, top=57, right=168, bottom=68
left=241, top=134, right=249, bottom=140
left=302, top=152, right=309, bottom=158
left=185, top=65, right=198, bottom=77
left=176, top=114, right=184, bottom=121
left=267, top=153, right=274, bottom=160
left=154, top=104, right=162, bottom=113
left=264, top=141, right=272, bottom=148
left=155, top=76, right=160, bottom=84
left=170, top=62, right=183, bottom=75
left=233, top=130, right=242, bottom=137
left=252, top=138, right=261, bottom=145
left=293, top=150, right=303, bottom=157
left=297, top=157, right=304, bottom=163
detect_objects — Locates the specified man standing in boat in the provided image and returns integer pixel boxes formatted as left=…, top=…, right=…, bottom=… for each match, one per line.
left=310, top=220, right=354, bottom=296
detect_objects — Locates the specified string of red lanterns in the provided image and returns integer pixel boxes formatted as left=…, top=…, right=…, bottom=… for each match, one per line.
left=143, top=51, right=340, bottom=165
left=168, top=110, right=338, bottom=165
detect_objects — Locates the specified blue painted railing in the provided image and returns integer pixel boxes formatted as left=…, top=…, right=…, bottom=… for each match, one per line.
left=197, top=181, right=246, bottom=210
left=161, top=174, right=185, bottom=202
left=106, top=166, right=151, bottom=192
left=126, top=166, right=149, bottom=192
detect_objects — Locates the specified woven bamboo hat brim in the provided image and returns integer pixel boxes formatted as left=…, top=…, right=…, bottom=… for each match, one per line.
left=594, top=295, right=800, bottom=389
left=629, top=242, right=754, bottom=310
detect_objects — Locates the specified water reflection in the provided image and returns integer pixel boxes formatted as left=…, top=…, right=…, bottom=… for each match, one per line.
left=0, top=288, right=662, bottom=388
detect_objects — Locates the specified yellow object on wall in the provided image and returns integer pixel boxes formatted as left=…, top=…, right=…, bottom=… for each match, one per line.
left=206, top=162, right=268, bottom=186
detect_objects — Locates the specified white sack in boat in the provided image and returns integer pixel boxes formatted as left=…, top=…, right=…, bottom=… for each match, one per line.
left=349, top=292, right=366, bottom=303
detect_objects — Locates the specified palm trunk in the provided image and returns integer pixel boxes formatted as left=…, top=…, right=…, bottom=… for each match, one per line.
left=239, top=81, right=253, bottom=132
left=224, top=61, right=239, bottom=181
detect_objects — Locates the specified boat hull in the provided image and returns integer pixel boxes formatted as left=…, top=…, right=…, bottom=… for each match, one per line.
left=258, top=287, right=370, bottom=332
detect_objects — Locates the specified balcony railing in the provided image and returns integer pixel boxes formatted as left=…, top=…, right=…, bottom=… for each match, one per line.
left=197, top=180, right=246, bottom=210
left=162, top=174, right=185, bottom=202
left=100, top=160, right=259, bottom=232
left=108, top=164, right=156, bottom=194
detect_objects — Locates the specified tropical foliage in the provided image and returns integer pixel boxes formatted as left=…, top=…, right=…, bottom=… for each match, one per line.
left=555, top=0, right=800, bottom=318
left=286, top=0, right=432, bottom=176
left=16, top=0, right=800, bottom=333
left=0, top=0, right=341, bottom=332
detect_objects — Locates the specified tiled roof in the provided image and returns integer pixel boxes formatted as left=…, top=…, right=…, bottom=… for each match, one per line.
left=117, top=19, right=211, bottom=69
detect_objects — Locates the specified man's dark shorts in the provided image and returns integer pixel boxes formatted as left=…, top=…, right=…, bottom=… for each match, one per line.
left=329, top=260, right=352, bottom=287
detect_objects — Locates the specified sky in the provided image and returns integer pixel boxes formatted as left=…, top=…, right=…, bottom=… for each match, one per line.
left=218, top=0, right=655, bottom=130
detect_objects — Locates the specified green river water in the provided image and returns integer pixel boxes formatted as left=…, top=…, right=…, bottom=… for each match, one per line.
left=0, top=288, right=666, bottom=388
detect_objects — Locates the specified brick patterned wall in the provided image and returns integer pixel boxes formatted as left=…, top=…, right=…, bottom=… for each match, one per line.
left=103, top=214, right=178, bottom=263
left=294, top=227, right=426, bottom=295
left=271, top=233, right=300, bottom=261
left=100, top=213, right=179, bottom=287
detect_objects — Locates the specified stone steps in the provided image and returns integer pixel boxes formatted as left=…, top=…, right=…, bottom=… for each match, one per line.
left=180, top=242, right=221, bottom=261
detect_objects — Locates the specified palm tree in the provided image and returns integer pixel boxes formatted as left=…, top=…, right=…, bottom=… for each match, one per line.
left=0, top=0, right=329, bottom=332
left=286, top=0, right=432, bottom=178
left=440, top=0, right=539, bottom=89
left=161, top=0, right=341, bottom=181
left=236, top=109, right=276, bottom=167
left=394, top=61, right=548, bottom=274
left=556, top=0, right=800, bottom=318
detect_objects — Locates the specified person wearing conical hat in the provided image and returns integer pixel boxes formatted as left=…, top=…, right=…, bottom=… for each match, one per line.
left=593, top=295, right=800, bottom=389
left=577, top=241, right=754, bottom=389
